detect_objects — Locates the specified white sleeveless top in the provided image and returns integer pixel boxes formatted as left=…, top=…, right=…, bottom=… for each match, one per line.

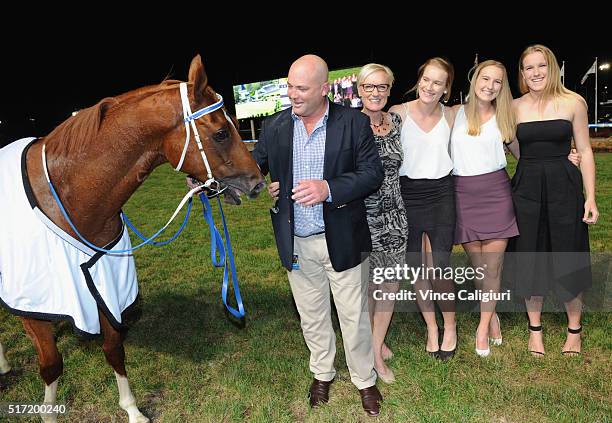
left=399, top=103, right=453, bottom=179
left=451, top=106, right=507, bottom=176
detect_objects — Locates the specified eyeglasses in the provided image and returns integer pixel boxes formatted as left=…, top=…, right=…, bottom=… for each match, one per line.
left=360, top=84, right=390, bottom=93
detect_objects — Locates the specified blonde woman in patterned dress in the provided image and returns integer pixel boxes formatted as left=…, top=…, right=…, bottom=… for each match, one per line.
left=358, top=63, right=407, bottom=383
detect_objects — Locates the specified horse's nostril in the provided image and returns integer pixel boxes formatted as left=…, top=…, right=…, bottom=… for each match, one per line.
left=254, top=181, right=265, bottom=193
left=249, top=181, right=266, bottom=198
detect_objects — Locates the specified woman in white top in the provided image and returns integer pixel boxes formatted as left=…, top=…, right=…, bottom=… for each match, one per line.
left=450, top=60, right=519, bottom=357
left=389, top=57, right=458, bottom=360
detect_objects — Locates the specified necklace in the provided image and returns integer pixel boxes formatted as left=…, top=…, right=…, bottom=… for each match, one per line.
left=370, top=113, right=389, bottom=134
left=371, top=115, right=384, bottom=127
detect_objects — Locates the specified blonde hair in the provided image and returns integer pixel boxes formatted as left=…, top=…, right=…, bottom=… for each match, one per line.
left=357, top=63, right=395, bottom=86
left=409, top=57, right=454, bottom=102
left=464, top=60, right=515, bottom=142
left=518, top=44, right=586, bottom=107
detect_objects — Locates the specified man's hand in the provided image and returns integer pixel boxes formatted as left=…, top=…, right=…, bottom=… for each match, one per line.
left=186, top=176, right=202, bottom=190
left=268, top=181, right=280, bottom=200
left=292, top=180, right=329, bottom=206
left=568, top=148, right=581, bottom=167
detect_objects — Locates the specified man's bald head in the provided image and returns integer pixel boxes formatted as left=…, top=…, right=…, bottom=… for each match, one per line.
left=286, top=55, right=330, bottom=119
left=289, top=55, right=329, bottom=84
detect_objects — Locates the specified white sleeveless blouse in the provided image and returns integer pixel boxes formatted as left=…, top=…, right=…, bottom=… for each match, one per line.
left=451, top=106, right=507, bottom=176
left=399, top=104, right=453, bottom=179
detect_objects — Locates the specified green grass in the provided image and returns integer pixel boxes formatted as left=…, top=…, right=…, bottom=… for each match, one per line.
left=1, top=155, right=610, bottom=422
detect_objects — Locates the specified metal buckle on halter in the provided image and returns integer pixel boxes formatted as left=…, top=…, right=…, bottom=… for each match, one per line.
left=203, top=178, right=228, bottom=198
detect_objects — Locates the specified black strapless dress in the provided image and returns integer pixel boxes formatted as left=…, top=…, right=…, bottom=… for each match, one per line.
left=507, top=119, right=591, bottom=302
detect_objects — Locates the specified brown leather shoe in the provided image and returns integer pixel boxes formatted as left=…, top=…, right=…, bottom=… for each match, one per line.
left=358, top=385, right=383, bottom=417
left=309, top=378, right=333, bottom=408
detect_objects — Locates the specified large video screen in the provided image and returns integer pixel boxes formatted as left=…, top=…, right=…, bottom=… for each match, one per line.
left=327, top=66, right=362, bottom=109
left=232, top=66, right=363, bottom=120
left=233, top=78, right=289, bottom=120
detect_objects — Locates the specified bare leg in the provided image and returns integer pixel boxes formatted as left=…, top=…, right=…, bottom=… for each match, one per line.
left=422, top=234, right=456, bottom=352
left=99, top=311, right=149, bottom=423
left=526, top=296, right=545, bottom=356
left=0, top=341, right=10, bottom=374
left=415, top=234, right=439, bottom=353
left=21, top=318, right=63, bottom=423
left=563, top=294, right=583, bottom=355
left=370, top=281, right=398, bottom=381
left=464, top=239, right=507, bottom=351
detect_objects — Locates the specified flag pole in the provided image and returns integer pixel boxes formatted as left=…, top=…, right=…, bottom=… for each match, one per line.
left=595, top=57, right=598, bottom=133
left=561, top=60, right=565, bottom=85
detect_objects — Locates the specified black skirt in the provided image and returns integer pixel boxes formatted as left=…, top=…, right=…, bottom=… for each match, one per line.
left=506, top=156, right=591, bottom=302
left=400, top=174, right=455, bottom=268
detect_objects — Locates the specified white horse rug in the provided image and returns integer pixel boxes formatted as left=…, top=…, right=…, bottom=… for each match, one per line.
left=0, top=138, right=138, bottom=336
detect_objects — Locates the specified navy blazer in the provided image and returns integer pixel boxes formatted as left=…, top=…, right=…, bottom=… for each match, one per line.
left=252, top=101, right=384, bottom=272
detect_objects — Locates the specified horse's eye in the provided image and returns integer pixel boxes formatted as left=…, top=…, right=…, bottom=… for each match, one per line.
left=213, top=129, right=229, bottom=143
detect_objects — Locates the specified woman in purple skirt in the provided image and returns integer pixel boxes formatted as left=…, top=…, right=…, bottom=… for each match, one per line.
left=450, top=60, right=518, bottom=357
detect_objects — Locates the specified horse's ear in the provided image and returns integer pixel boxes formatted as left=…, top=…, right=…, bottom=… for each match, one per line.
left=97, top=97, right=114, bottom=121
left=188, top=55, right=208, bottom=103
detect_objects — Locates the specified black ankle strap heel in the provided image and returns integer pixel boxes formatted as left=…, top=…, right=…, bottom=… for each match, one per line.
left=528, top=324, right=545, bottom=356
left=563, top=326, right=583, bottom=356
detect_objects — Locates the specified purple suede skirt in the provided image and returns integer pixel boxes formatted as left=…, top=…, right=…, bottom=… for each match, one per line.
left=454, top=168, right=519, bottom=244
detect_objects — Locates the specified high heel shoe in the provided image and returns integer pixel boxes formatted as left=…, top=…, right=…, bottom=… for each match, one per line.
left=475, top=328, right=490, bottom=357
left=489, top=313, right=502, bottom=346
left=381, top=344, right=394, bottom=361
left=438, top=346, right=456, bottom=361
left=375, top=366, right=396, bottom=384
left=528, top=324, right=545, bottom=357
left=426, top=348, right=440, bottom=359
left=438, top=333, right=457, bottom=361
left=562, top=326, right=582, bottom=356
left=426, top=328, right=440, bottom=358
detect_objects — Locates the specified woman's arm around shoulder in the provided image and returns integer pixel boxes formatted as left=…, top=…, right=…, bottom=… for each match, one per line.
left=389, top=102, right=408, bottom=124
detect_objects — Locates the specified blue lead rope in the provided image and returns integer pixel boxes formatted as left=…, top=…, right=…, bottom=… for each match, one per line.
left=123, top=199, right=193, bottom=247
left=199, top=193, right=245, bottom=319
left=198, top=194, right=225, bottom=267
left=47, top=175, right=244, bottom=318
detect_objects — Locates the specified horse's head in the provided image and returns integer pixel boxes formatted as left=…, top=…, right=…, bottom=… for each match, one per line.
left=162, top=55, right=265, bottom=204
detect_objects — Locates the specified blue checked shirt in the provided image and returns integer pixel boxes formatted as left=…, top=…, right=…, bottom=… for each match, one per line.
left=292, top=104, right=332, bottom=237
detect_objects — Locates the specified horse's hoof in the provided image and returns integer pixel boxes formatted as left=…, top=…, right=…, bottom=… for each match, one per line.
left=130, top=413, right=150, bottom=423
left=121, top=402, right=149, bottom=423
left=0, top=365, right=11, bottom=376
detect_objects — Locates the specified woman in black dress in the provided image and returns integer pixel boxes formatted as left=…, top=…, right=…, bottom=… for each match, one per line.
left=511, top=44, right=598, bottom=356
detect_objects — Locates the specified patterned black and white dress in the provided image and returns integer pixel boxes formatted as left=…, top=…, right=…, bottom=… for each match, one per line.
left=366, top=112, right=408, bottom=271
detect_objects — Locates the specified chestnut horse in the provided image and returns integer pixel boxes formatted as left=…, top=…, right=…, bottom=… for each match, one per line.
left=0, top=55, right=264, bottom=422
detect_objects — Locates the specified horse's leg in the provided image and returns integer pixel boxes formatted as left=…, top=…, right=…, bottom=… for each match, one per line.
left=21, top=318, right=62, bottom=423
left=99, top=310, right=149, bottom=423
left=0, top=340, right=11, bottom=374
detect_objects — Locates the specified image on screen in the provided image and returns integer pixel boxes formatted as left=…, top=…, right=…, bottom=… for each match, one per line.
left=232, top=66, right=364, bottom=120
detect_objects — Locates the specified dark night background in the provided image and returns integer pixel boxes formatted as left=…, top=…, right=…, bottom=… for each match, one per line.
left=0, top=26, right=608, bottom=147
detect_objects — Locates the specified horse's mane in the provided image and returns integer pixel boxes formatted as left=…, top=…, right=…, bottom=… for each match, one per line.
left=44, top=80, right=184, bottom=157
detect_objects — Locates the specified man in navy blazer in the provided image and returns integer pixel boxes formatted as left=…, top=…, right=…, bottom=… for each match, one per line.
left=252, top=55, right=384, bottom=416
